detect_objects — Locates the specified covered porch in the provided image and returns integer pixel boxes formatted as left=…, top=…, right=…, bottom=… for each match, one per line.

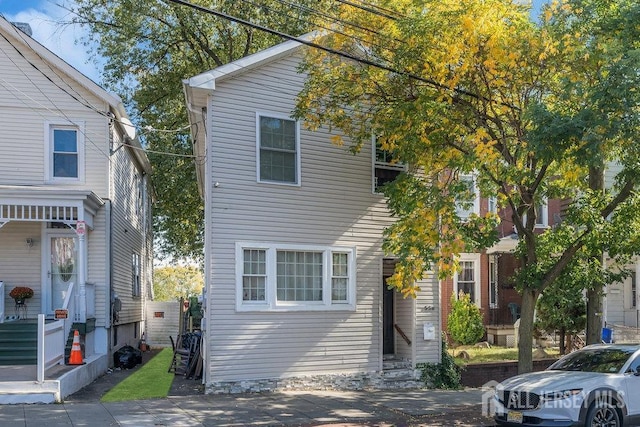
left=484, top=234, right=522, bottom=346
left=0, top=186, right=107, bottom=403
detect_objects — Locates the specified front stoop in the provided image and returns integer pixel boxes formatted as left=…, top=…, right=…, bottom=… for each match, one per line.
left=0, top=353, right=108, bottom=404
left=374, top=357, right=424, bottom=389
left=0, top=381, right=59, bottom=404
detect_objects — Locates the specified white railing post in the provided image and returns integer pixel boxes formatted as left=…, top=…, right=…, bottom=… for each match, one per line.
left=37, top=314, right=45, bottom=383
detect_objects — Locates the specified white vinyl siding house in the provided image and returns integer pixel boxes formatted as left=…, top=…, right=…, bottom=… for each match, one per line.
left=0, top=17, right=152, bottom=402
left=184, top=38, right=440, bottom=390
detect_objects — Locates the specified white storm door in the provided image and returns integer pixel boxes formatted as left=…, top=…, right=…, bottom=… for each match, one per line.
left=47, top=235, right=78, bottom=314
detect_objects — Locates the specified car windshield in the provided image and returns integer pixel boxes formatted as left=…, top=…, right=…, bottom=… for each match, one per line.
left=549, top=348, right=635, bottom=373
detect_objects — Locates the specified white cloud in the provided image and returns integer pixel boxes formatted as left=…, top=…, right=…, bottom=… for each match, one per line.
left=4, top=2, right=103, bottom=84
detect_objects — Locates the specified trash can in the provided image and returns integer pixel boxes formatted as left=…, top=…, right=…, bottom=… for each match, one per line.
left=602, top=327, right=613, bottom=344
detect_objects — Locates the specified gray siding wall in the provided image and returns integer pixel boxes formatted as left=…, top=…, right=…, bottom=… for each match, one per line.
left=87, top=210, right=108, bottom=327
left=205, top=51, right=439, bottom=383
left=414, top=273, right=441, bottom=365
left=109, top=140, right=150, bottom=329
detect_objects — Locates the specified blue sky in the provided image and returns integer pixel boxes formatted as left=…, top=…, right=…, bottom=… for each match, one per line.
left=0, top=0, right=101, bottom=82
left=0, top=0, right=549, bottom=86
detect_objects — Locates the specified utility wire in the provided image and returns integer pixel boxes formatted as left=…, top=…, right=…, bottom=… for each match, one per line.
left=165, top=0, right=496, bottom=105
left=1, top=19, right=199, bottom=160
left=334, top=0, right=401, bottom=20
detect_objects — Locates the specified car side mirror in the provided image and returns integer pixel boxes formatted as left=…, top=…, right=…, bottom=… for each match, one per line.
left=634, top=367, right=640, bottom=377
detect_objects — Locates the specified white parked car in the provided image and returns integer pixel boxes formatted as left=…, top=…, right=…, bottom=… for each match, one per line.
left=494, top=344, right=640, bottom=426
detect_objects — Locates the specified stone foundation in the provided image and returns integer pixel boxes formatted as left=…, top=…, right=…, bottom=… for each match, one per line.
left=206, top=370, right=424, bottom=394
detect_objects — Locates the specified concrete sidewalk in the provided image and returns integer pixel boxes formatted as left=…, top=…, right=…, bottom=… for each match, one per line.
left=0, top=388, right=496, bottom=426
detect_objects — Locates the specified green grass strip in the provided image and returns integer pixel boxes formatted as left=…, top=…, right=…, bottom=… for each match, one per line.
left=101, top=347, right=174, bottom=402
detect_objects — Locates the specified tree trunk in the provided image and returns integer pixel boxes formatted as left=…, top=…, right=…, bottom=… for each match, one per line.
left=517, top=288, right=538, bottom=374
left=559, top=327, right=566, bottom=355
left=586, top=164, right=605, bottom=345
left=586, top=287, right=603, bottom=344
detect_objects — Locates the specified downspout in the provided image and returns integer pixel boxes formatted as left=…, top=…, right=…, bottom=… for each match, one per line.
left=201, top=103, right=210, bottom=385
left=106, top=200, right=113, bottom=352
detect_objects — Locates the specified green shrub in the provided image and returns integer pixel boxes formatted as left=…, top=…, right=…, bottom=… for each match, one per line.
left=447, top=291, right=485, bottom=345
left=418, top=335, right=461, bottom=389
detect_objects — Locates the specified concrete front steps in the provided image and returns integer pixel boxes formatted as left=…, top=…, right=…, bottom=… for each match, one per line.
left=0, top=353, right=109, bottom=404
left=373, top=356, right=424, bottom=389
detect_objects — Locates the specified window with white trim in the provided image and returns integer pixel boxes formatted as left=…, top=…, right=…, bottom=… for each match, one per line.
left=373, top=137, right=406, bottom=193
left=236, top=243, right=356, bottom=311
left=257, top=113, right=299, bottom=184
left=455, top=175, right=480, bottom=220
left=488, top=196, right=498, bottom=214
left=132, top=252, right=141, bottom=297
left=454, top=254, right=480, bottom=305
left=523, top=199, right=548, bottom=227
left=46, top=122, right=84, bottom=181
left=535, top=200, right=548, bottom=227
left=489, top=256, right=498, bottom=308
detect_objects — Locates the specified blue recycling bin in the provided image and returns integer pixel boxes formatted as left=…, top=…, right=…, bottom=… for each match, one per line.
left=602, top=327, right=613, bottom=343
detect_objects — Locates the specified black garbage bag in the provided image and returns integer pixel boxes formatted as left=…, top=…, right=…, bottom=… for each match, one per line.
left=113, top=345, right=142, bottom=369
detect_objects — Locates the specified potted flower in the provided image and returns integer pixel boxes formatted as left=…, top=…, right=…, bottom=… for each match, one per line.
left=9, top=286, right=34, bottom=305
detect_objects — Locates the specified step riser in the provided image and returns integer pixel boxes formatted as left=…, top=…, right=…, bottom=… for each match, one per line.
left=0, top=323, right=38, bottom=365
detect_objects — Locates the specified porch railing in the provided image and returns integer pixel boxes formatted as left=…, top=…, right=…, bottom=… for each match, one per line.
left=37, top=314, right=65, bottom=382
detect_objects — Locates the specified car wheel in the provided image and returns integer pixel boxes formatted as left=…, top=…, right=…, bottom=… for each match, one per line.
left=586, top=400, right=621, bottom=427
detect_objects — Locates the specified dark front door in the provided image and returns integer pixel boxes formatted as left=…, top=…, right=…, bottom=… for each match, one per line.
left=383, top=276, right=395, bottom=355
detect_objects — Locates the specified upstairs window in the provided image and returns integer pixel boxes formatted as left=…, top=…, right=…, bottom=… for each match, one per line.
left=373, top=137, right=405, bottom=193
left=488, top=196, right=498, bottom=214
left=257, top=113, right=299, bottom=185
left=523, top=198, right=548, bottom=228
left=455, top=174, right=480, bottom=220
left=535, top=200, right=548, bottom=227
left=46, top=122, right=84, bottom=181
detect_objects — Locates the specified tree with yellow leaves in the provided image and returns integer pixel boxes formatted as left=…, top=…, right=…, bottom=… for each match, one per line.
left=295, top=0, right=640, bottom=373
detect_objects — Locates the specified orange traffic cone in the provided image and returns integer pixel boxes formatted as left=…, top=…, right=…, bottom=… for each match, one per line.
left=68, top=330, right=84, bottom=365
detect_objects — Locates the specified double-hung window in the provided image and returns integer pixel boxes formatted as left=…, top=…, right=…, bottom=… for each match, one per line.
left=373, top=137, right=406, bottom=193
left=257, top=113, right=300, bottom=185
left=46, top=122, right=84, bottom=182
left=535, top=200, right=548, bottom=227
left=237, top=243, right=356, bottom=311
left=455, top=174, right=480, bottom=220
left=523, top=198, right=548, bottom=228
left=454, top=254, right=480, bottom=305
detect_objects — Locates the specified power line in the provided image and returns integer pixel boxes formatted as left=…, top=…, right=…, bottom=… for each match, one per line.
left=1, top=19, right=201, bottom=160
left=333, top=0, right=401, bottom=21
left=165, top=0, right=494, bottom=105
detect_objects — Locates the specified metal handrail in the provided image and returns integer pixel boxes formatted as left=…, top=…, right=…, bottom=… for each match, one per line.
left=394, top=323, right=412, bottom=346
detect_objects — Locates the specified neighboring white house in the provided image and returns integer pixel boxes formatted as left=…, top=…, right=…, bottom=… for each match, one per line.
left=603, top=162, right=640, bottom=329
left=0, top=17, right=152, bottom=403
left=183, top=38, right=440, bottom=393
